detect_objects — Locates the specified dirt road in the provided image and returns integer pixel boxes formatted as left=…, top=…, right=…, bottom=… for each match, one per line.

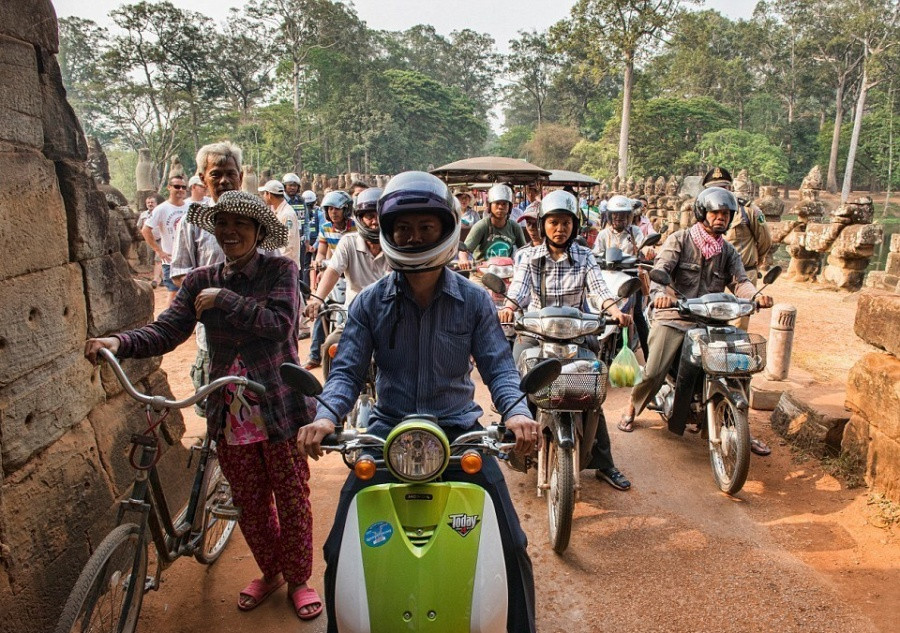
left=139, top=278, right=898, bottom=633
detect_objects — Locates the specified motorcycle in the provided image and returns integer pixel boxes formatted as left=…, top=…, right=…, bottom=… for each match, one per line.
left=646, top=266, right=781, bottom=495
left=279, top=359, right=561, bottom=633
left=477, top=256, right=516, bottom=345
left=591, top=232, right=662, bottom=367
left=483, top=272, right=639, bottom=554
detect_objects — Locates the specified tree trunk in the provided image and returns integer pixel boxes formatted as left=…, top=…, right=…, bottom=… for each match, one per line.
left=292, top=61, right=300, bottom=112
left=826, top=80, right=845, bottom=194
left=617, top=56, right=634, bottom=181
left=841, top=63, right=868, bottom=203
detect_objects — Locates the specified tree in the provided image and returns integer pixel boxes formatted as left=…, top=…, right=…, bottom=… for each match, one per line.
left=505, top=30, right=560, bottom=127
left=58, top=17, right=110, bottom=139
left=840, top=0, right=900, bottom=201
left=522, top=124, right=583, bottom=169
left=565, top=0, right=693, bottom=180
left=489, top=126, right=534, bottom=158
left=216, top=8, right=276, bottom=117
left=696, top=128, right=789, bottom=184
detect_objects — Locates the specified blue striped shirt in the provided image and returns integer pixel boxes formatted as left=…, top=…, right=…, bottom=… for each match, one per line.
left=316, top=268, right=531, bottom=432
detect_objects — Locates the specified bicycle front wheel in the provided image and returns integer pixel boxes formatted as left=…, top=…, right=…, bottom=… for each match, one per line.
left=194, top=454, right=237, bottom=564
left=54, top=523, right=148, bottom=633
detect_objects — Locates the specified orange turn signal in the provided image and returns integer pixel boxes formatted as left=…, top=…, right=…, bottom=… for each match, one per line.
left=354, top=457, right=377, bottom=480
left=327, top=343, right=339, bottom=358
left=460, top=450, right=483, bottom=475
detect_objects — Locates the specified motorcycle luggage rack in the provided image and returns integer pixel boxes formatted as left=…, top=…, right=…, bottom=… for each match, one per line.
left=522, top=357, right=609, bottom=410
left=698, top=333, right=767, bottom=376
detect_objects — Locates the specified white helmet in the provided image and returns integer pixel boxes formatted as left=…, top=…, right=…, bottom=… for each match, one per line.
left=301, top=190, right=317, bottom=204
left=538, top=189, right=580, bottom=249
left=282, top=172, right=301, bottom=185
left=487, top=183, right=514, bottom=205
left=377, top=171, right=460, bottom=272
left=607, top=194, right=636, bottom=215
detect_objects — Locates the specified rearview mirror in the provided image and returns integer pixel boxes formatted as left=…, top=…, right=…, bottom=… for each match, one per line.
left=618, top=277, right=642, bottom=298
left=649, top=269, right=671, bottom=286
left=640, top=233, right=662, bottom=249
left=279, top=363, right=323, bottom=397
left=520, top=359, right=561, bottom=394
left=762, top=265, right=782, bottom=286
left=482, top=272, right=507, bottom=295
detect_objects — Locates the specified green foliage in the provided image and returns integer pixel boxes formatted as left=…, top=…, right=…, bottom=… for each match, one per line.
left=522, top=124, right=584, bottom=169
left=488, top=126, right=534, bottom=158
left=695, top=128, right=789, bottom=184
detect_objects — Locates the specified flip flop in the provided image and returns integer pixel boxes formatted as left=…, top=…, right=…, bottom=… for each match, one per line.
left=238, top=577, right=286, bottom=611
left=750, top=438, right=772, bottom=456
left=617, top=414, right=635, bottom=433
left=291, top=586, right=324, bottom=621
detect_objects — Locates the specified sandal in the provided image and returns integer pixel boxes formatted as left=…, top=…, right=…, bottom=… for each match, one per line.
left=238, top=576, right=285, bottom=611
left=617, top=414, right=635, bottom=433
left=750, top=437, right=771, bottom=456
left=290, top=586, right=323, bottom=621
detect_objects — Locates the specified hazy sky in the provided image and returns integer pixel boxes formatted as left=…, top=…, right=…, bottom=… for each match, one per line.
left=54, top=0, right=756, bottom=52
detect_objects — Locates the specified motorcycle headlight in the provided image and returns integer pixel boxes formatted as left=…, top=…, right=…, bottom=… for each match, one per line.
left=488, top=264, right=513, bottom=278
left=689, top=302, right=747, bottom=320
left=540, top=317, right=582, bottom=338
left=384, top=421, right=450, bottom=483
left=541, top=342, right=579, bottom=358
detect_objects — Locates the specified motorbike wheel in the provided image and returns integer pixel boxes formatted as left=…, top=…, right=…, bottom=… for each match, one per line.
left=547, top=441, right=575, bottom=554
left=708, top=398, right=750, bottom=495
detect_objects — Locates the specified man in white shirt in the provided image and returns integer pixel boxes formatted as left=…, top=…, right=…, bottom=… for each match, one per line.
left=260, top=179, right=302, bottom=265
left=141, top=175, right=188, bottom=304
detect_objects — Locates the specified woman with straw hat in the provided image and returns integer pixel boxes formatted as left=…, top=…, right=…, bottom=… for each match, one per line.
left=85, top=190, right=323, bottom=621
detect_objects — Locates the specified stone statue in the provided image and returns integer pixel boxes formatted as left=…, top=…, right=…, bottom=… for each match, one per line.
left=87, top=136, right=110, bottom=185
left=241, top=165, right=258, bottom=194
left=625, top=176, right=636, bottom=196
left=169, top=156, right=185, bottom=180
left=664, top=176, right=677, bottom=197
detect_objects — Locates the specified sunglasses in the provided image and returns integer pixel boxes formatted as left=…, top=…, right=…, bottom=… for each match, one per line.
left=170, top=184, right=187, bottom=190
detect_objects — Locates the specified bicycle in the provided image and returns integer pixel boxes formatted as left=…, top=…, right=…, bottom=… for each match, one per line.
left=54, top=347, right=265, bottom=633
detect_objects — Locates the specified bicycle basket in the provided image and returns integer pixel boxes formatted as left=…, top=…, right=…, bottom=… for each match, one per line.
left=522, top=356, right=608, bottom=410
left=698, top=333, right=767, bottom=376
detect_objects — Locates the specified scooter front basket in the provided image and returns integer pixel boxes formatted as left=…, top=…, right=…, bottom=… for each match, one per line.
left=522, top=356, right=609, bottom=410
left=698, top=333, right=767, bottom=375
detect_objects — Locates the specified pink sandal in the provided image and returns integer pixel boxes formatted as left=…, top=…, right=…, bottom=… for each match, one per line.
left=291, top=586, right=324, bottom=621
left=238, top=577, right=285, bottom=611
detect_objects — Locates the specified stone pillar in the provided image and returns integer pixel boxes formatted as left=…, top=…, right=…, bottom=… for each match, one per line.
left=134, top=148, right=157, bottom=211
left=766, top=304, right=797, bottom=380
left=241, top=165, right=258, bottom=194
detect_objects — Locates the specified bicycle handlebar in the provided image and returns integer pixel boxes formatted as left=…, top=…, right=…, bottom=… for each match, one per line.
left=98, top=347, right=265, bottom=409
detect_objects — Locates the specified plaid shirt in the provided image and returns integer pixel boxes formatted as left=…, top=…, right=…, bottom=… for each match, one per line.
left=115, top=251, right=314, bottom=443
left=507, top=242, right=615, bottom=310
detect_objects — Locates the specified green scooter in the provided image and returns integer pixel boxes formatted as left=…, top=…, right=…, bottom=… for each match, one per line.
left=280, top=360, right=560, bottom=633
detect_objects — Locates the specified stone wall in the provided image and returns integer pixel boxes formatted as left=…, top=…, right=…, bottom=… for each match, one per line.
left=842, top=290, right=900, bottom=502
left=0, top=4, right=190, bottom=632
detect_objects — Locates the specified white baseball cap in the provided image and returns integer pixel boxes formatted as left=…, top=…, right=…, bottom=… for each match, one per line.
left=258, top=180, right=285, bottom=195
left=188, top=175, right=205, bottom=188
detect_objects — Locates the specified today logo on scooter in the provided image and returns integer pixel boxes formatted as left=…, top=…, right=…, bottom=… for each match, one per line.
left=448, top=513, right=480, bottom=537
left=364, top=521, right=394, bottom=547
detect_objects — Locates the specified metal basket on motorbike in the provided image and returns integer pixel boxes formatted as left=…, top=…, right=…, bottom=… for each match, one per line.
left=698, top=333, right=767, bottom=376
left=522, top=356, right=608, bottom=410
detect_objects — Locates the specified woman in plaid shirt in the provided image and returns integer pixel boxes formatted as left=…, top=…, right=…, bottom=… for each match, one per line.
left=499, top=189, right=635, bottom=491
left=85, top=191, right=323, bottom=621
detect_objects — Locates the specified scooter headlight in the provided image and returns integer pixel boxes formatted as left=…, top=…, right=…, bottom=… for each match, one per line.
left=384, top=421, right=450, bottom=483
left=689, top=302, right=751, bottom=321
left=540, top=317, right=582, bottom=338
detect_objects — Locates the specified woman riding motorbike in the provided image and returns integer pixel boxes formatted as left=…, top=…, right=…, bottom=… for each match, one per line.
left=499, top=190, right=634, bottom=490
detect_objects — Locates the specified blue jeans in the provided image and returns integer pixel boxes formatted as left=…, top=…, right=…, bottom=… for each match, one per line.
left=308, top=314, right=326, bottom=363
left=161, top=263, right=178, bottom=291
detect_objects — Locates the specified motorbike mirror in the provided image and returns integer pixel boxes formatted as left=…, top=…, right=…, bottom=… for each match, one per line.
left=649, top=269, right=671, bottom=286
left=618, top=277, right=642, bottom=299
left=574, top=236, right=588, bottom=247
left=299, top=280, right=312, bottom=296
left=762, top=265, right=782, bottom=286
left=640, top=232, right=662, bottom=249
left=481, top=272, right=507, bottom=295
left=520, top=359, right=561, bottom=394
left=605, top=247, right=624, bottom=264
left=279, top=362, right=322, bottom=396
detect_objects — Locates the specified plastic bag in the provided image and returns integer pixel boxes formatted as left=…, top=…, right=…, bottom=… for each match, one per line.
left=608, top=329, right=642, bottom=388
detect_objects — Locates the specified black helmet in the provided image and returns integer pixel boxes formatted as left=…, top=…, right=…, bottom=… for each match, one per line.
left=693, top=187, right=738, bottom=233
left=353, top=187, right=382, bottom=242
left=538, top=190, right=579, bottom=249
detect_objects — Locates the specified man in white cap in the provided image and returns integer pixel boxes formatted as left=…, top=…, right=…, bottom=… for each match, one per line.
left=261, top=180, right=302, bottom=266
left=188, top=174, right=209, bottom=205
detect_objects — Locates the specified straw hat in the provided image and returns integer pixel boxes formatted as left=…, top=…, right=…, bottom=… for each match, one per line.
left=187, top=190, right=287, bottom=250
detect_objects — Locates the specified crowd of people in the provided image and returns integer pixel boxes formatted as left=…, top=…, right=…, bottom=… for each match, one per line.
left=86, top=139, right=774, bottom=630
